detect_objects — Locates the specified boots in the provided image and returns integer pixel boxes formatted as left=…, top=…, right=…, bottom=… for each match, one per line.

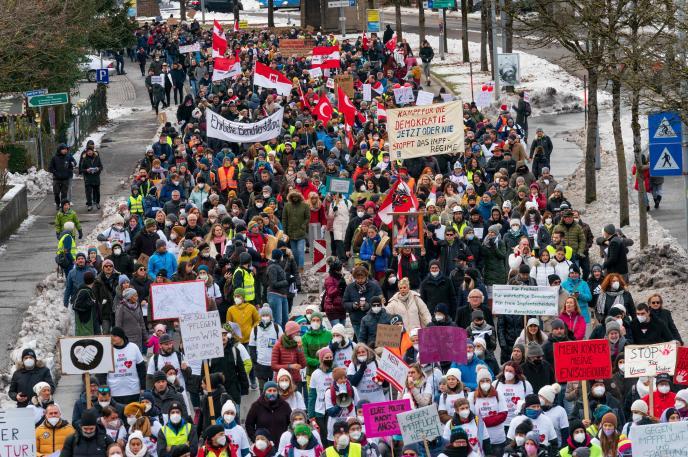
left=654, top=195, right=662, bottom=209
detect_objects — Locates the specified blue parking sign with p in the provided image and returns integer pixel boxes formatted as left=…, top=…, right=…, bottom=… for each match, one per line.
left=96, top=69, right=109, bottom=85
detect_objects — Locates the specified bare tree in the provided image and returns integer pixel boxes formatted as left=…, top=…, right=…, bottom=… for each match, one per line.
left=396, top=2, right=403, bottom=42
left=268, top=0, right=275, bottom=27
left=461, top=0, right=470, bottom=61
left=418, top=1, right=426, bottom=43
left=480, top=0, right=489, bottom=71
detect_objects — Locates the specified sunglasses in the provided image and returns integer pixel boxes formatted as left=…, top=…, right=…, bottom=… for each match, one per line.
left=98, top=387, right=110, bottom=393
left=403, top=453, right=417, bottom=456
left=650, top=301, right=661, bottom=304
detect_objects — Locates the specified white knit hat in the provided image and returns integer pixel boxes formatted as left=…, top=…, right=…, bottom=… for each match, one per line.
left=331, top=323, right=346, bottom=337
left=446, top=368, right=462, bottom=382
left=631, top=399, right=648, bottom=415
left=476, top=367, right=492, bottom=382
left=473, top=336, right=487, bottom=349
left=538, top=383, right=561, bottom=404
left=221, top=399, right=236, bottom=415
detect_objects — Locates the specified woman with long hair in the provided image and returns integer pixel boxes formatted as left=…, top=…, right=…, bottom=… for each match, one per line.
left=437, top=368, right=468, bottom=423
left=515, top=318, right=548, bottom=346
left=594, top=413, right=632, bottom=456
left=559, top=296, right=586, bottom=341
left=595, top=274, right=635, bottom=322
left=493, top=361, right=533, bottom=434
left=469, top=368, right=508, bottom=455
left=205, top=223, right=227, bottom=258
left=647, top=293, right=683, bottom=343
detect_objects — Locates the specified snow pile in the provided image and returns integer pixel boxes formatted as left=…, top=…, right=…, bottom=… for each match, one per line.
left=7, top=167, right=53, bottom=199
left=629, top=243, right=688, bottom=290
left=108, top=106, right=135, bottom=121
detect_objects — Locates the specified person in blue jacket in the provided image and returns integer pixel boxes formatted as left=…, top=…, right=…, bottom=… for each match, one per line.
left=159, top=174, right=186, bottom=203
left=561, top=263, right=593, bottom=323
left=449, top=339, right=494, bottom=391
left=64, top=253, right=97, bottom=307
left=357, top=225, right=391, bottom=280
left=147, top=239, right=177, bottom=280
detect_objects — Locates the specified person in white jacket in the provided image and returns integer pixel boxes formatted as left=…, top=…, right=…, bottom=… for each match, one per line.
left=468, top=368, right=508, bottom=455
left=327, top=193, right=351, bottom=261
left=528, top=250, right=557, bottom=286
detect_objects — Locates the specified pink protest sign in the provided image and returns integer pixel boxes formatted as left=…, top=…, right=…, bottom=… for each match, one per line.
left=418, top=326, right=467, bottom=364
left=362, top=399, right=412, bottom=437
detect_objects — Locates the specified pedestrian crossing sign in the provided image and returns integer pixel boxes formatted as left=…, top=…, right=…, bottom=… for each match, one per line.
left=649, top=143, right=682, bottom=176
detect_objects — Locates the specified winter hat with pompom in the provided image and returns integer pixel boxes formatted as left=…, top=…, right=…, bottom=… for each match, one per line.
left=538, top=383, right=561, bottom=404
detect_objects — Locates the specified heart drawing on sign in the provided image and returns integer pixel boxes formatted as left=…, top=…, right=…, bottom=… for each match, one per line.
left=69, top=338, right=105, bottom=371
left=124, top=360, right=133, bottom=368
left=74, top=345, right=98, bottom=365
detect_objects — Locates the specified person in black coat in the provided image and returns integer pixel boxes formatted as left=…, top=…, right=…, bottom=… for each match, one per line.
left=497, top=314, right=527, bottom=364
left=60, top=408, right=112, bottom=457
left=358, top=296, right=393, bottom=349
left=455, top=289, right=494, bottom=328
left=176, top=94, right=195, bottom=125
left=342, top=266, right=383, bottom=340
left=170, top=62, right=186, bottom=105
left=601, top=225, right=629, bottom=276
left=49, top=144, right=76, bottom=209
left=648, top=293, right=683, bottom=344
left=383, top=25, right=394, bottom=44
left=78, top=146, right=103, bottom=211
left=419, top=260, right=457, bottom=317
left=244, top=382, right=292, bottom=443
left=630, top=303, right=675, bottom=344
left=130, top=220, right=161, bottom=259
left=209, top=328, right=249, bottom=407
left=9, top=348, right=54, bottom=407
left=520, top=342, right=556, bottom=394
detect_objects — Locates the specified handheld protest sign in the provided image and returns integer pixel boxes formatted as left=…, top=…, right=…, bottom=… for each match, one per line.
left=59, top=336, right=114, bottom=375
left=630, top=420, right=688, bottom=454
left=396, top=404, right=442, bottom=445
left=375, top=324, right=403, bottom=348
left=0, top=408, right=36, bottom=457
left=674, top=346, right=688, bottom=385
left=624, top=342, right=678, bottom=377
left=553, top=339, right=611, bottom=383
left=492, top=285, right=558, bottom=316
left=376, top=348, right=409, bottom=392
left=417, top=326, right=467, bottom=365
left=361, top=399, right=412, bottom=437
left=150, top=280, right=207, bottom=320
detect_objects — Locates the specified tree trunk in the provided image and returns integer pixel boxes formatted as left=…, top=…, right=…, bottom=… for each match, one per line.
left=584, top=66, right=598, bottom=203
left=631, top=87, right=648, bottom=248
left=320, top=0, right=327, bottom=32
left=268, top=0, right=275, bottom=27
left=395, top=3, right=403, bottom=42
left=418, top=0, right=426, bottom=44
left=504, top=0, right=513, bottom=52
left=461, top=0, right=469, bottom=62
left=611, top=77, right=630, bottom=227
left=480, top=0, right=488, bottom=71
left=180, top=0, right=186, bottom=20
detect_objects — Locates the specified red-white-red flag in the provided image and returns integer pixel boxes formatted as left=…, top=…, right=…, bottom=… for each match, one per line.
left=385, top=34, right=397, bottom=52
left=312, top=46, right=341, bottom=69
left=212, top=20, right=227, bottom=57
left=212, top=57, right=242, bottom=82
left=376, top=102, right=387, bottom=120
left=253, top=62, right=293, bottom=96
left=233, top=20, right=239, bottom=32
left=372, top=81, right=384, bottom=94
left=314, top=96, right=333, bottom=123
left=378, top=177, right=419, bottom=225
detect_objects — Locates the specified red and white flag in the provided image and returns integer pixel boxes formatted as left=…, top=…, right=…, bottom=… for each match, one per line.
left=372, top=81, right=384, bottom=94
left=378, top=177, right=419, bottom=225
left=233, top=20, right=239, bottom=32
left=297, top=84, right=310, bottom=109
left=212, top=57, right=242, bottom=82
left=212, top=20, right=227, bottom=57
left=385, top=34, right=397, bottom=52
left=253, top=62, right=293, bottom=96
left=312, top=46, right=341, bottom=69
left=344, top=123, right=355, bottom=150
left=337, top=86, right=358, bottom=126
left=376, top=102, right=387, bottom=120
left=314, top=96, right=333, bottom=123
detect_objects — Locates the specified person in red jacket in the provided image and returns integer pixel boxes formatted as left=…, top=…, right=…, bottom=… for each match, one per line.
left=323, top=260, right=347, bottom=325
left=528, top=182, right=547, bottom=211
left=642, top=373, right=676, bottom=418
left=271, top=321, right=307, bottom=385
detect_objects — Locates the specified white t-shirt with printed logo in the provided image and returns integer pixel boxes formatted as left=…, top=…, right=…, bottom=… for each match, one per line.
left=107, top=342, right=144, bottom=397
left=345, top=360, right=386, bottom=403
left=492, top=379, right=533, bottom=426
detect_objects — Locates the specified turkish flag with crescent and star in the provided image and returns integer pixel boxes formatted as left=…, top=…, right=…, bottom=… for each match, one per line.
left=314, top=96, right=333, bottom=123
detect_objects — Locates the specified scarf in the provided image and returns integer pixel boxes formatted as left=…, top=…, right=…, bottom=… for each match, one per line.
left=565, top=434, right=591, bottom=450
left=441, top=446, right=470, bottom=457
left=330, top=381, right=355, bottom=413
left=396, top=291, right=412, bottom=305
left=596, top=290, right=625, bottom=315
left=281, top=334, right=297, bottom=349
left=125, top=299, right=139, bottom=310
left=126, top=445, right=147, bottom=457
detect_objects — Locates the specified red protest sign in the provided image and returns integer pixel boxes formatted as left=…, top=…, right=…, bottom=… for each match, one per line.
left=361, top=399, right=412, bottom=437
left=674, top=347, right=688, bottom=385
left=554, top=339, right=611, bottom=383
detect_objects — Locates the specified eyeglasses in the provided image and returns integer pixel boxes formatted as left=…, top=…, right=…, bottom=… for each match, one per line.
left=650, top=301, right=661, bottom=304
left=104, top=265, right=113, bottom=268
left=138, top=267, right=146, bottom=271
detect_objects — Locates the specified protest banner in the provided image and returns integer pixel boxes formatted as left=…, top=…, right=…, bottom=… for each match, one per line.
left=415, top=90, right=434, bottom=106
left=388, top=100, right=465, bottom=160
left=325, top=176, right=353, bottom=194
left=207, top=108, right=284, bottom=143
left=375, top=324, right=403, bottom=348
left=674, top=346, right=688, bottom=385
left=625, top=341, right=678, bottom=377
left=180, top=312, right=224, bottom=361
left=335, top=74, right=354, bottom=98
left=59, top=336, right=114, bottom=375
left=151, top=75, right=164, bottom=86
left=554, top=339, right=611, bottom=382
left=363, top=83, right=372, bottom=101
left=393, top=86, right=415, bottom=105
left=150, top=280, right=207, bottom=320
left=418, top=326, right=467, bottom=364
left=397, top=404, right=442, bottom=445
left=377, top=348, right=409, bottom=392
left=179, top=42, right=201, bottom=53
left=307, top=67, right=323, bottom=79
left=492, top=284, right=558, bottom=316
left=362, top=399, right=412, bottom=437
left=629, top=420, right=688, bottom=457
left=326, top=78, right=335, bottom=89
left=475, top=82, right=494, bottom=109
left=280, top=38, right=316, bottom=56
left=0, top=408, right=35, bottom=457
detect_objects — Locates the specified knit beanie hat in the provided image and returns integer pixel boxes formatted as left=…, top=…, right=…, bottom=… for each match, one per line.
left=631, top=399, right=649, bottom=415
left=601, top=412, right=618, bottom=427
left=259, top=304, right=273, bottom=317
left=285, top=321, right=301, bottom=336
left=317, top=347, right=333, bottom=362
left=538, top=383, right=561, bottom=404
left=293, top=423, right=312, bottom=438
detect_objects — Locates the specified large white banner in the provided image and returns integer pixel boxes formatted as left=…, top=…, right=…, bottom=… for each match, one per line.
left=492, top=284, right=559, bottom=316
left=207, top=108, right=284, bottom=143
left=150, top=280, right=207, bottom=320
left=388, top=99, right=464, bottom=160
left=629, top=421, right=688, bottom=456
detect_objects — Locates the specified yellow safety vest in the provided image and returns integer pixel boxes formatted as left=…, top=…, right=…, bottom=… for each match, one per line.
left=451, top=220, right=468, bottom=237
left=325, top=443, right=361, bottom=457
left=129, top=194, right=144, bottom=214
left=163, top=423, right=192, bottom=447
left=236, top=267, right=255, bottom=302
left=546, top=244, right=573, bottom=260
left=57, top=233, right=77, bottom=257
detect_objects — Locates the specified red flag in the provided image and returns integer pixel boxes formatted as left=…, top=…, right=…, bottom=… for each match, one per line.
left=337, top=86, right=358, bottom=127
left=312, top=46, right=341, bottom=69
left=212, top=20, right=227, bottom=57
left=385, top=34, right=397, bottom=52
left=212, top=57, right=242, bottom=82
left=314, top=96, right=333, bottom=123
left=378, top=178, right=419, bottom=225
left=297, top=84, right=310, bottom=109
left=377, top=102, right=387, bottom=120
left=361, top=32, right=370, bottom=51
left=253, top=62, right=293, bottom=96
left=344, top=124, right=355, bottom=150
left=233, top=20, right=239, bottom=32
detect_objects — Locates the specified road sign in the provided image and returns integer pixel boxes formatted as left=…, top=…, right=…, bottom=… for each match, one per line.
left=328, top=0, right=353, bottom=6
left=312, top=239, right=327, bottom=272
left=649, top=111, right=683, bottom=177
left=367, top=9, right=380, bottom=32
left=28, top=92, right=69, bottom=108
left=96, top=69, right=109, bottom=85
left=432, top=0, right=455, bottom=6
left=650, top=143, right=682, bottom=176
left=24, top=89, right=48, bottom=97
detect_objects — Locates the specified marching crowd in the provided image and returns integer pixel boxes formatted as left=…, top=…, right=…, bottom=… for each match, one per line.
left=25, top=14, right=684, bottom=457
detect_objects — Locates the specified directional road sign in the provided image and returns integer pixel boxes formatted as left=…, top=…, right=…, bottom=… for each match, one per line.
left=28, top=92, right=69, bottom=108
left=649, top=111, right=683, bottom=177
left=24, top=89, right=48, bottom=98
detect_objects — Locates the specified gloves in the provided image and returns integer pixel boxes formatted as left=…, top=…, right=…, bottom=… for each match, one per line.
left=320, top=226, right=326, bottom=238
left=78, top=229, right=83, bottom=239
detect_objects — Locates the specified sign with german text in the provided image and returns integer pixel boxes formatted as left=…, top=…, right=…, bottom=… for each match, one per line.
left=554, top=339, right=611, bottom=382
left=492, top=285, right=559, bottom=316
left=377, top=348, right=409, bottom=392
left=179, top=312, right=224, bottom=361
left=397, top=404, right=442, bottom=445
left=625, top=341, right=678, bottom=378
left=0, top=408, right=35, bottom=457
left=362, top=399, right=412, bottom=437
left=629, top=420, right=688, bottom=456
left=375, top=324, right=403, bottom=348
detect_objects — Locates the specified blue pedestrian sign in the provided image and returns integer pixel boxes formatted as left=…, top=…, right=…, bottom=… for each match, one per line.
left=96, top=69, right=109, bottom=85
left=648, top=111, right=682, bottom=177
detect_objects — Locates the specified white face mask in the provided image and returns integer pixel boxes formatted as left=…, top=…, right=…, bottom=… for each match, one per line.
left=47, top=417, right=60, bottom=426
left=144, top=403, right=152, bottom=412
left=458, top=409, right=470, bottom=419
left=99, top=401, right=110, bottom=408
left=110, top=453, right=123, bottom=457
left=215, top=436, right=227, bottom=447
left=357, top=211, right=365, bottom=218
left=573, top=432, right=586, bottom=443
left=434, top=313, right=444, bottom=321
left=677, top=400, right=686, bottom=410
left=592, top=386, right=605, bottom=397
left=279, top=381, right=290, bottom=390
left=261, top=316, right=271, bottom=325
left=632, top=413, right=644, bottom=423
left=255, top=439, right=268, bottom=451
left=545, top=218, right=552, bottom=225
left=166, top=375, right=176, bottom=384
left=357, top=355, right=367, bottom=363
left=332, top=336, right=342, bottom=344
left=23, top=358, right=35, bottom=369
left=480, top=382, right=491, bottom=392
left=349, top=430, right=362, bottom=441
left=337, top=435, right=350, bottom=449
left=127, top=416, right=137, bottom=426
left=475, top=348, right=485, bottom=357
left=113, top=247, right=122, bottom=255
left=504, top=372, right=515, bottom=381
left=611, top=281, right=620, bottom=290
left=311, top=321, right=321, bottom=330
left=170, top=413, right=181, bottom=424
left=234, top=297, right=243, bottom=305
left=637, top=315, right=647, bottom=323
left=430, top=271, right=439, bottom=277
left=371, top=305, right=382, bottom=314
left=297, top=436, right=309, bottom=446
left=618, top=363, right=625, bottom=372
left=515, top=436, right=526, bottom=446
left=388, top=276, right=397, bottom=284
left=659, top=384, right=671, bottom=394
left=256, top=202, right=264, bottom=209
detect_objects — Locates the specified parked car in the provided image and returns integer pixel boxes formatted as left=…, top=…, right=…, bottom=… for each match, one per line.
left=257, top=0, right=300, bottom=8
left=190, top=0, right=244, bottom=12
left=80, top=55, right=116, bottom=83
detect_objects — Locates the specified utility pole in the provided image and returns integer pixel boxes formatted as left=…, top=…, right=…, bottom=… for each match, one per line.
left=201, top=0, right=206, bottom=24
left=499, top=0, right=506, bottom=51
left=439, top=15, right=445, bottom=60
left=679, top=0, right=688, bottom=247
left=340, top=5, right=346, bottom=36
left=490, top=0, right=500, bottom=99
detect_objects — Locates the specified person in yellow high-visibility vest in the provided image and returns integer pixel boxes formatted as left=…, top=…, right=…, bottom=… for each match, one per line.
left=232, top=252, right=256, bottom=303
left=325, top=422, right=361, bottom=457
left=156, top=401, right=198, bottom=455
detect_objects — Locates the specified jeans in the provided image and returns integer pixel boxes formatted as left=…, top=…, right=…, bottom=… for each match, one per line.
left=53, top=179, right=70, bottom=206
left=268, top=292, right=289, bottom=328
left=290, top=238, right=306, bottom=268
left=189, top=79, right=198, bottom=97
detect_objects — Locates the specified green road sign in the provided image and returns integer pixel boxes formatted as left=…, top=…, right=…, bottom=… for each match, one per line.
left=28, top=92, right=69, bottom=108
left=432, top=0, right=455, bottom=7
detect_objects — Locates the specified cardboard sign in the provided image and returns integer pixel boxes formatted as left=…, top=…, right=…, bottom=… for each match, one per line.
left=475, top=82, right=494, bottom=109
left=137, top=253, right=150, bottom=268
left=325, top=176, right=353, bottom=195
left=387, top=99, right=465, bottom=160
left=625, top=341, right=678, bottom=378
left=179, top=312, right=225, bottom=361
left=375, top=324, right=403, bottom=348
left=151, top=75, right=164, bottom=86
left=60, top=336, right=114, bottom=375
left=308, top=67, right=323, bottom=79
left=363, top=83, right=372, bottom=101
left=629, top=420, right=688, bottom=456
left=377, top=348, right=409, bottom=392
left=0, top=408, right=36, bottom=457
left=280, top=38, right=316, bottom=57
left=179, top=42, right=201, bottom=54
left=397, top=404, right=442, bottom=445
left=418, top=326, right=467, bottom=364
left=98, top=243, right=112, bottom=258
left=553, top=339, right=611, bottom=382
left=415, top=90, right=434, bottom=106
left=362, top=399, right=412, bottom=437
left=492, top=284, right=559, bottom=316
left=393, top=86, right=415, bottom=105
left=335, top=74, right=354, bottom=98
left=150, top=280, right=207, bottom=320
left=674, top=347, right=688, bottom=385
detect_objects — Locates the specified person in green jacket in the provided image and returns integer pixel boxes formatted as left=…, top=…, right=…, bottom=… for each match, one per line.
left=302, top=311, right=332, bottom=378
left=55, top=200, right=83, bottom=239
left=282, top=190, right=309, bottom=270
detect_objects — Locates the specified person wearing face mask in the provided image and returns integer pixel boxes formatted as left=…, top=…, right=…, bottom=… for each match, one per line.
left=437, top=368, right=468, bottom=423
left=518, top=431, right=548, bottom=457
left=448, top=339, right=488, bottom=391
left=467, top=368, right=508, bottom=453
left=537, top=383, right=568, bottom=445
left=250, top=429, right=277, bottom=457
left=283, top=422, right=324, bottom=457
left=61, top=408, right=113, bottom=457
left=36, top=403, right=76, bottom=456
left=506, top=395, right=558, bottom=450
left=379, top=269, right=400, bottom=304
left=270, top=320, right=307, bottom=389
left=437, top=426, right=478, bottom=457
left=245, top=382, right=293, bottom=443
left=107, top=240, right=135, bottom=278
left=441, top=398, right=490, bottom=452
left=323, top=369, right=360, bottom=443
left=226, top=287, right=260, bottom=349
left=344, top=204, right=370, bottom=259
left=283, top=190, right=310, bottom=271
left=520, top=343, right=555, bottom=394
left=559, top=420, right=603, bottom=457
left=191, top=243, right=217, bottom=276
left=209, top=326, right=250, bottom=417
left=345, top=343, right=385, bottom=404
left=571, top=379, right=625, bottom=428
left=275, top=368, right=306, bottom=411
left=324, top=421, right=360, bottom=457
left=248, top=305, right=284, bottom=391
left=630, top=303, right=674, bottom=345
left=265, top=249, right=291, bottom=328
left=640, top=373, right=676, bottom=418
left=157, top=402, right=197, bottom=457
left=9, top=348, right=54, bottom=408
left=215, top=400, right=250, bottom=457
left=301, top=311, right=333, bottom=382
left=593, top=413, right=631, bottom=457
left=196, top=425, right=231, bottom=457
left=328, top=324, right=354, bottom=369
left=98, top=215, right=133, bottom=252
left=323, top=261, right=348, bottom=327
left=28, top=381, right=55, bottom=425
left=620, top=399, right=654, bottom=437
left=346, top=417, right=380, bottom=457
left=99, top=406, right=127, bottom=447
left=151, top=370, right=188, bottom=421
left=419, top=260, right=457, bottom=318
left=595, top=274, right=636, bottom=324
left=502, top=420, right=532, bottom=457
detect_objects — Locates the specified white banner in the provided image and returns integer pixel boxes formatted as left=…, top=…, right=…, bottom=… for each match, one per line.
left=0, top=409, right=35, bottom=457
left=363, top=83, right=372, bottom=102
left=179, top=43, right=201, bottom=53
left=492, top=284, right=559, bottom=316
left=60, top=336, right=114, bottom=375
left=388, top=99, right=465, bottom=160
left=150, top=75, right=164, bottom=86
left=308, top=67, right=323, bottom=79
left=207, top=108, right=284, bottom=143
left=180, top=312, right=225, bottom=361
left=393, top=86, right=415, bottom=104
left=625, top=342, right=678, bottom=378
left=629, top=421, right=688, bottom=456
left=415, top=90, right=434, bottom=106
left=150, top=280, right=207, bottom=320
left=397, top=405, right=442, bottom=445
left=377, top=348, right=409, bottom=392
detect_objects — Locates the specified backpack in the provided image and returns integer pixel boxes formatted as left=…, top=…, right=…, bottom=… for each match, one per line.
left=253, top=322, right=280, bottom=341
